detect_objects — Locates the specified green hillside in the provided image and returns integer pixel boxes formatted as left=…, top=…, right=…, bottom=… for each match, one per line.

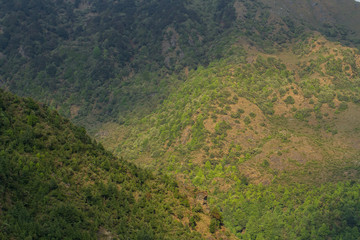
left=0, top=0, right=310, bottom=127
left=2, top=0, right=359, bottom=129
left=0, top=89, right=232, bottom=239
left=98, top=34, right=360, bottom=239
left=2, top=0, right=360, bottom=239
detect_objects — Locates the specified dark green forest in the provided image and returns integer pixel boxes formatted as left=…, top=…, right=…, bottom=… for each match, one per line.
left=0, top=0, right=306, bottom=127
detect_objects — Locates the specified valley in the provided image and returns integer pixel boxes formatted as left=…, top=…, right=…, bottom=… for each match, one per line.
left=1, top=0, right=360, bottom=239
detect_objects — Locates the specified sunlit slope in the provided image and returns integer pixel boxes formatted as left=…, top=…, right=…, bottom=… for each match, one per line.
left=97, top=35, right=360, bottom=238
left=99, top=34, right=360, bottom=184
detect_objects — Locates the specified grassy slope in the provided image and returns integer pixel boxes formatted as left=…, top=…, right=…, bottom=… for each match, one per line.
left=97, top=34, right=360, bottom=239
left=0, top=89, right=237, bottom=239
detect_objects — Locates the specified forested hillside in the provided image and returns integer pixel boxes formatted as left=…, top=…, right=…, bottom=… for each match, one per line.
left=0, top=0, right=323, bottom=127
left=0, top=0, right=242, bottom=126
left=2, top=0, right=360, bottom=239
left=0, top=90, right=231, bottom=239
left=2, top=0, right=359, bottom=128
left=98, top=34, right=360, bottom=239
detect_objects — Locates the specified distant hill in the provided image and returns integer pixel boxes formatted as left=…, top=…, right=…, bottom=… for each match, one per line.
left=264, top=0, right=360, bottom=44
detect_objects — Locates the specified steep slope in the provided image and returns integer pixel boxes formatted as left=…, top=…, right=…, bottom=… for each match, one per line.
left=97, top=34, right=360, bottom=239
left=0, top=89, right=234, bottom=239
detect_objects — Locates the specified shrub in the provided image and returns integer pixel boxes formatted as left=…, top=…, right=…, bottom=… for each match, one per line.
left=244, top=116, right=251, bottom=125
left=210, top=218, right=217, bottom=233
left=284, top=96, right=295, bottom=104
left=214, top=121, right=231, bottom=136
left=338, top=102, right=348, bottom=111
left=189, top=216, right=197, bottom=229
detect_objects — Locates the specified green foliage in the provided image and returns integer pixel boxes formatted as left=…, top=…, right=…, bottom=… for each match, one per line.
left=210, top=207, right=223, bottom=223
left=244, top=116, right=251, bottom=125
left=0, top=90, right=203, bottom=240
left=209, top=218, right=218, bottom=234
left=193, top=204, right=203, bottom=213
left=189, top=115, right=207, bottom=150
left=0, top=0, right=313, bottom=129
left=338, top=102, right=348, bottom=112
left=209, top=207, right=223, bottom=234
left=214, top=121, right=232, bottom=136
left=92, top=46, right=102, bottom=59
left=98, top=35, right=360, bottom=240
left=318, top=88, right=336, bottom=104
left=284, top=96, right=295, bottom=104
left=294, top=108, right=312, bottom=121
left=3, top=2, right=360, bottom=240
left=222, top=182, right=360, bottom=240
left=189, top=216, right=197, bottom=229
left=231, top=108, right=245, bottom=119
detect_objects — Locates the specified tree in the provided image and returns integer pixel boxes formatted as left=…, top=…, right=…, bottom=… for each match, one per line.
left=284, top=96, right=295, bottom=104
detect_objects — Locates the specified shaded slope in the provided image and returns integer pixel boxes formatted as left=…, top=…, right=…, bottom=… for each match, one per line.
left=0, top=0, right=303, bottom=128
left=2, top=0, right=360, bottom=130
left=264, top=0, right=360, bottom=44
